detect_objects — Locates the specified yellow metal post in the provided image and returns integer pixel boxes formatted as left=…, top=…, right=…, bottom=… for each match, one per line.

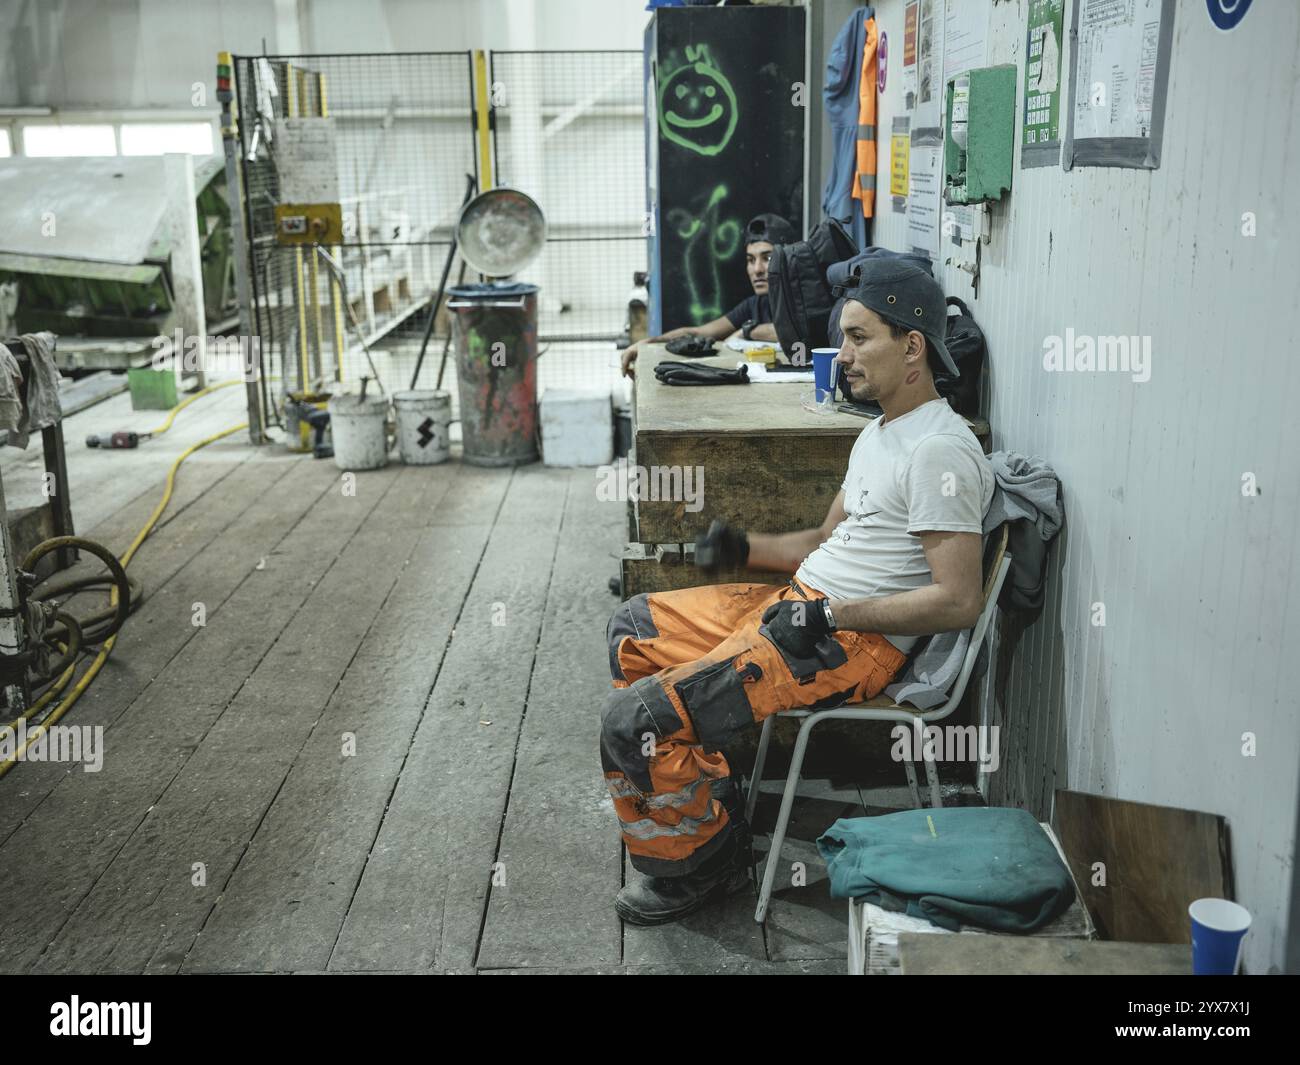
left=319, top=70, right=345, bottom=382
left=286, top=63, right=311, bottom=397
left=474, top=50, right=494, bottom=191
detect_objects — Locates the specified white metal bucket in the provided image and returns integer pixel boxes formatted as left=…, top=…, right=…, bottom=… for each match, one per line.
left=328, top=392, right=389, bottom=471
left=393, top=390, right=452, bottom=465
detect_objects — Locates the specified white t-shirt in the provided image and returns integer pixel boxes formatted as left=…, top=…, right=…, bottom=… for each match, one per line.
left=794, top=398, right=994, bottom=654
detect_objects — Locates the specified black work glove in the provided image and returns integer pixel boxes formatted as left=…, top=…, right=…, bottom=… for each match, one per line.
left=653, top=361, right=750, bottom=386
left=761, top=598, right=834, bottom=660
left=694, top=520, right=749, bottom=573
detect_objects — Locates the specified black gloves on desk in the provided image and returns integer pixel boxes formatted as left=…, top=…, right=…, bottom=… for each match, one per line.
left=664, top=334, right=718, bottom=357
left=653, top=361, right=750, bottom=386
left=695, top=520, right=749, bottom=573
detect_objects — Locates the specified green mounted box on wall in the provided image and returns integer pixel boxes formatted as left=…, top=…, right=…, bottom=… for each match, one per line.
left=944, top=65, right=1017, bottom=205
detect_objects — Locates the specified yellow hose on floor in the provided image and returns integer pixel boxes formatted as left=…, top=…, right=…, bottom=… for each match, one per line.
left=147, top=378, right=242, bottom=438
left=0, top=421, right=248, bottom=778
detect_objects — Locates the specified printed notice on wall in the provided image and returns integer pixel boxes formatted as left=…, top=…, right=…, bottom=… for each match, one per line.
left=942, top=0, right=988, bottom=83
left=1064, top=0, right=1175, bottom=169
left=1022, top=0, right=1064, bottom=168
left=906, top=144, right=941, bottom=257
left=915, top=0, right=944, bottom=128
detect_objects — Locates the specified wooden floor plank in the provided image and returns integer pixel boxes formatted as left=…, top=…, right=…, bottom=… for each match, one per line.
left=474, top=469, right=626, bottom=970
left=327, top=465, right=568, bottom=972
left=0, top=462, right=394, bottom=973
left=0, top=451, right=300, bottom=842
left=29, top=465, right=415, bottom=973
left=2, top=382, right=250, bottom=533
left=178, top=468, right=519, bottom=972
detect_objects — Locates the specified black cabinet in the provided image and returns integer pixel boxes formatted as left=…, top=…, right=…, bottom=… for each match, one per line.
left=645, top=4, right=806, bottom=332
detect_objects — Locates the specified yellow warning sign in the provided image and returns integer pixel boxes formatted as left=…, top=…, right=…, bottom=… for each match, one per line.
left=890, top=134, right=909, bottom=197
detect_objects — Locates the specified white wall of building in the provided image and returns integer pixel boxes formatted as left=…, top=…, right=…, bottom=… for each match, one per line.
left=862, top=0, right=1297, bottom=974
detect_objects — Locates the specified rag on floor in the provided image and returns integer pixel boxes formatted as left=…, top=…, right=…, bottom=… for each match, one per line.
left=817, top=806, right=1076, bottom=933
left=0, top=332, right=63, bottom=448
left=882, top=449, right=1063, bottom=710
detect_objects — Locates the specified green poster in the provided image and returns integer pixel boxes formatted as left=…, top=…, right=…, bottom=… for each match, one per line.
left=1022, top=0, right=1064, bottom=168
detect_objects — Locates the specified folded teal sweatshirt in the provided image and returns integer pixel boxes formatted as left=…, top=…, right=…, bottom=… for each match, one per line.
left=816, top=806, right=1076, bottom=933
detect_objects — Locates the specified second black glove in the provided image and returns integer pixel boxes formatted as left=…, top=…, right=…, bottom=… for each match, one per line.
left=694, top=520, right=749, bottom=573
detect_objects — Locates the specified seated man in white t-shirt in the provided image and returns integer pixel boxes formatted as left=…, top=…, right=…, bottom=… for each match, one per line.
left=600, top=259, right=994, bottom=926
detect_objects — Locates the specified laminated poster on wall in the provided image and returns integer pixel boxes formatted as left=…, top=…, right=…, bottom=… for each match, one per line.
left=1064, top=0, right=1176, bottom=169
left=1022, top=0, right=1065, bottom=168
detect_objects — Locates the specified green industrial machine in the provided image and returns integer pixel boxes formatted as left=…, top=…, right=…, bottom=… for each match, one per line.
left=943, top=65, right=1017, bottom=205
left=0, top=156, right=236, bottom=339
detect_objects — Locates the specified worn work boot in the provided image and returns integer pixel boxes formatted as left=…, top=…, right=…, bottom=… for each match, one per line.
left=615, top=828, right=752, bottom=927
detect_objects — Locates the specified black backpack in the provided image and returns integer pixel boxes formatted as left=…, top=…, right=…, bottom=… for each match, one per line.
left=935, top=297, right=985, bottom=417
left=768, top=218, right=858, bottom=363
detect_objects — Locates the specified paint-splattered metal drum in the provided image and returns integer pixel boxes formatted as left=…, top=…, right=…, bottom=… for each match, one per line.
left=446, top=282, right=540, bottom=467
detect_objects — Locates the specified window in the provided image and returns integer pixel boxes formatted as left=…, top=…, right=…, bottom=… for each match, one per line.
left=22, top=123, right=117, bottom=157
left=0, top=129, right=10, bottom=158
left=120, top=121, right=214, bottom=156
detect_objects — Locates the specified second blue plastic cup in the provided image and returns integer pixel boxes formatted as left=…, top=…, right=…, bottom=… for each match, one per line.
left=1189, top=898, right=1250, bottom=975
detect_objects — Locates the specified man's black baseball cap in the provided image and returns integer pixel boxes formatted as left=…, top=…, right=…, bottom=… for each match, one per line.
left=744, top=214, right=797, bottom=247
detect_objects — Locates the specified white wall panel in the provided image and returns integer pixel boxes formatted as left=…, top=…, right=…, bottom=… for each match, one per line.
left=863, top=0, right=1298, bottom=973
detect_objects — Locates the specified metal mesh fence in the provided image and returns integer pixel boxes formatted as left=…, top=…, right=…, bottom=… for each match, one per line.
left=490, top=50, right=643, bottom=399
left=234, top=52, right=475, bottom=421
left=233, top=49, right=643, bottom=428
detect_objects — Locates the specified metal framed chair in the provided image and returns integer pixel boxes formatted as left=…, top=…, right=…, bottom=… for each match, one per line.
left=745, top=523, right=1012, bottom=924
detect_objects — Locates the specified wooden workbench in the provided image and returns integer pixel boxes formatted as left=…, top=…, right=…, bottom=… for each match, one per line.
left=622, top=343, right=990, bottom=597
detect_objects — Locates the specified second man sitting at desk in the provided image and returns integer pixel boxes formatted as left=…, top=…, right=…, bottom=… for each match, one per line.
left=619, top=212, right=797, bottom=378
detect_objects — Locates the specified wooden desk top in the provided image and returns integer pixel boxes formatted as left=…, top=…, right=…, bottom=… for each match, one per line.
left=635, top=343, right=989, bottom=439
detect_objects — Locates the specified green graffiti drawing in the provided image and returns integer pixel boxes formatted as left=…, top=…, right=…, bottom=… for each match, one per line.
left=658, top=44, right=738, bottom=157
left=667, top=183, right=741, bottom=322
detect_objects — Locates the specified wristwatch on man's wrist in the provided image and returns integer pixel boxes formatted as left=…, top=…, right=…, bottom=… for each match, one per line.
left=821, top=599, right=838, bottom=632
left=741, top=319, right=756, bottom=340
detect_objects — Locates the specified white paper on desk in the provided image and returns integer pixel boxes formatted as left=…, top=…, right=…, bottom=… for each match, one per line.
left=737, top=361, right=814, bottom=383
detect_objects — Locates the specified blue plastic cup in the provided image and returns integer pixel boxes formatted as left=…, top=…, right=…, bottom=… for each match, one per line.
left=812, top=348, right=839, bottom=402
left=1189, top=898, right=1251, bottom=975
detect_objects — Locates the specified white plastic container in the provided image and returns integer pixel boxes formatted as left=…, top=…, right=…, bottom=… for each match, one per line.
left=540, top=388, right=613, bottom=467
left=393, top=389, right=452, bottom=465
left=328, top=392, right=389, bottom=471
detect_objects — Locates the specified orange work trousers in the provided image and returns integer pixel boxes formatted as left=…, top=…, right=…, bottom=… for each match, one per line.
left=601, top=577, right=906, bottom=877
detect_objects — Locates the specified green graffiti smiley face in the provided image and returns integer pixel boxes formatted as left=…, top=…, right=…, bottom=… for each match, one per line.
left=658, top=44, right=738, bottom=157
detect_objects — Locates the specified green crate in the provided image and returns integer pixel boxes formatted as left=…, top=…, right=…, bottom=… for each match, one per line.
left=127, top=366, right=178, bottom=411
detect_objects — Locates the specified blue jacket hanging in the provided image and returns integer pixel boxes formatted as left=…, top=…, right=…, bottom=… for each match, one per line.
left=822, top=5, right=873, bottom=250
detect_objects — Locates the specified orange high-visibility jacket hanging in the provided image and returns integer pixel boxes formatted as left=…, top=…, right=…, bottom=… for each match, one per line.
left=852, top=16, right=879, bottom=219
